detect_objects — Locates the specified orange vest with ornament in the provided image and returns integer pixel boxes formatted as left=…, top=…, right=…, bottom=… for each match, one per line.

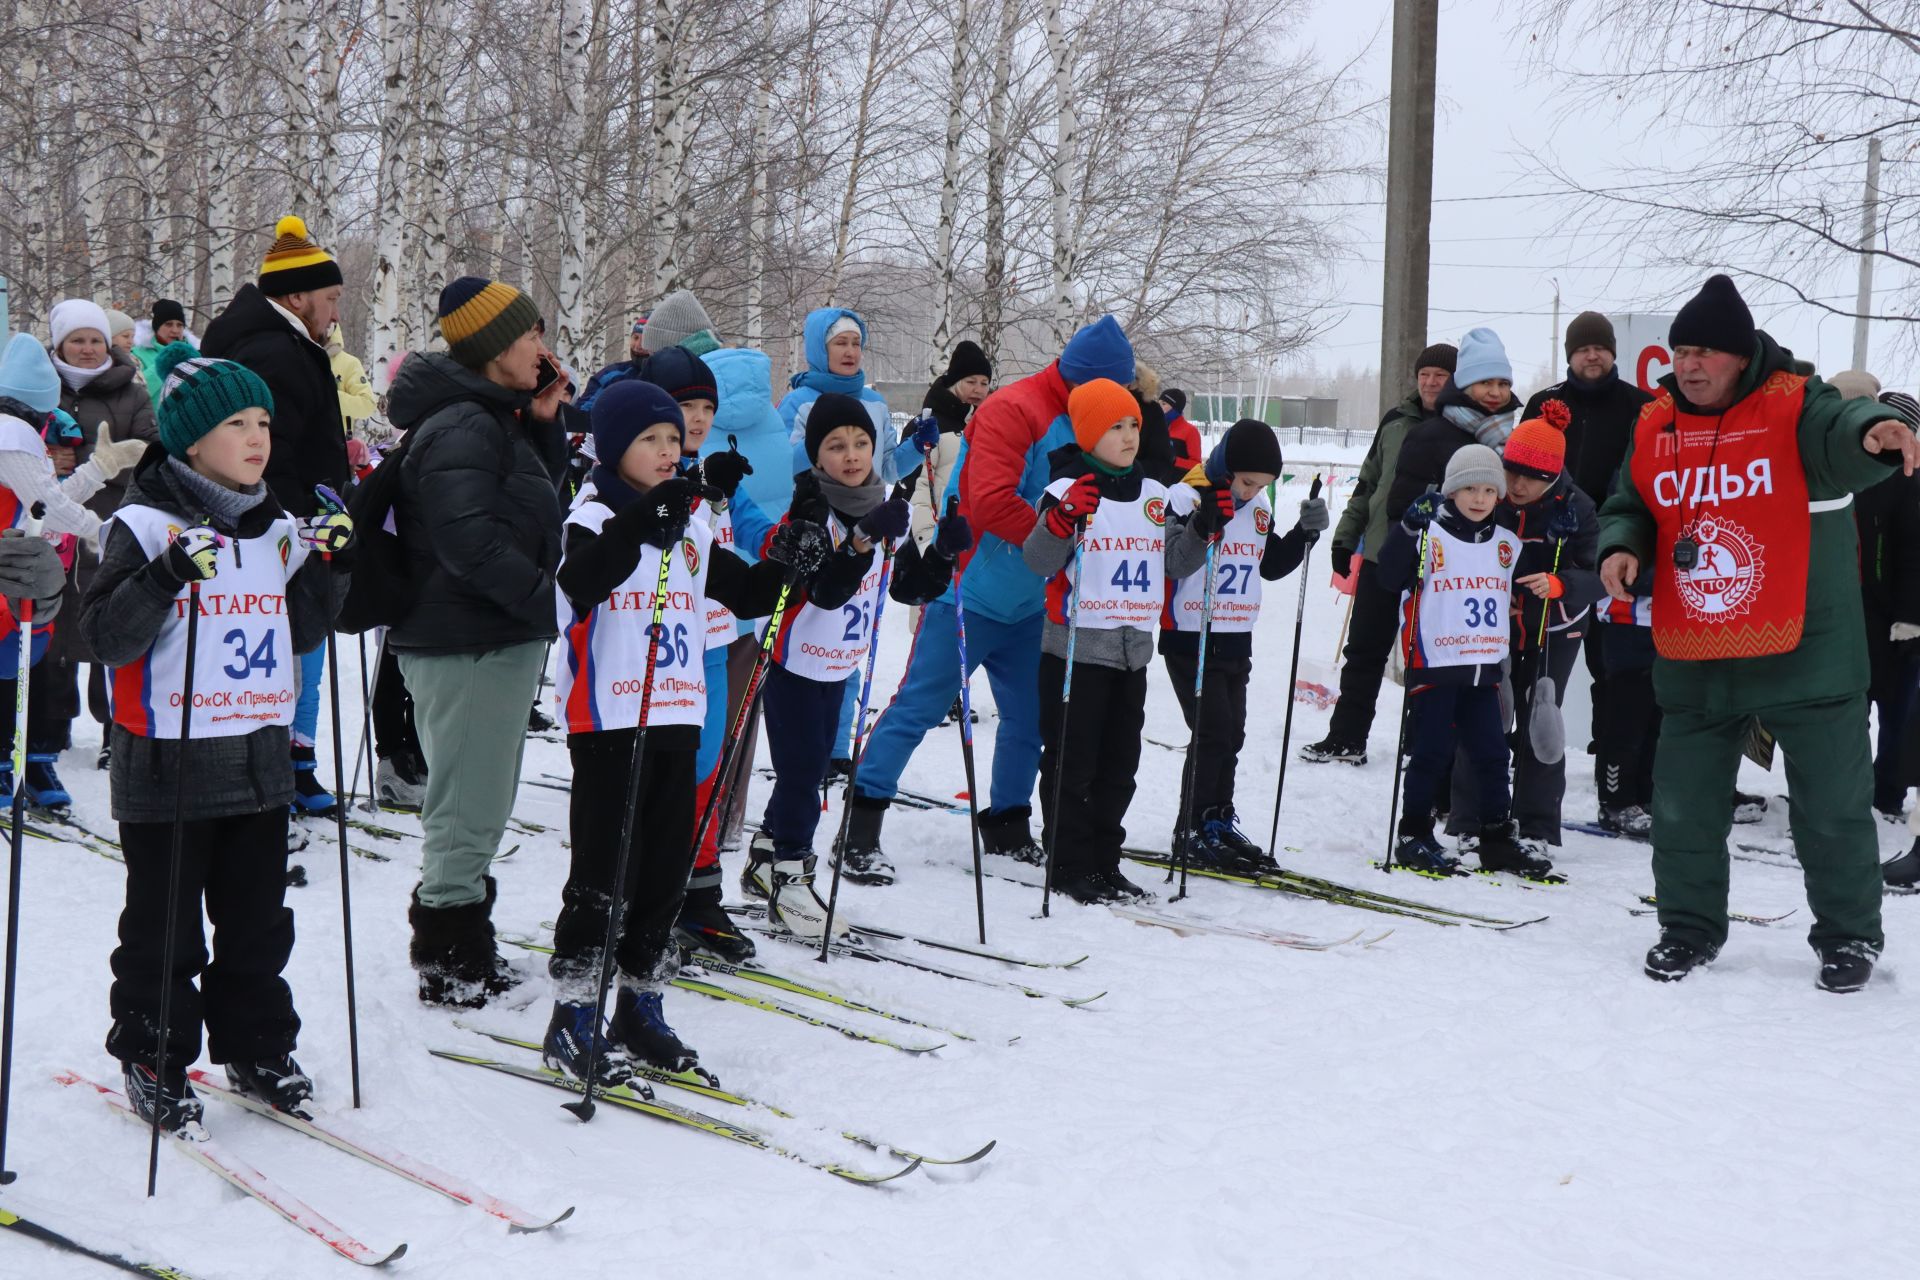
left=1627, top=371, right=1814, bottom=661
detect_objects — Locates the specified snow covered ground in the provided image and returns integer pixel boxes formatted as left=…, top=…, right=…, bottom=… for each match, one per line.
left=4, top=477, right=1918, bottom=1279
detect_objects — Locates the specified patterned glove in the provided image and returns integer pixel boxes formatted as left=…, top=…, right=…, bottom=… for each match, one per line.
left=297, top=485, right=355, bottom=554
left=161, top=526, right=225, bottom=584
left=1191, top=486, right=1237, bottom=539
left=766, top=519, right=832, bottom=579
left=1400, top=490, right=1442, bottom=534
left=1044, top=474, right=1102, bottom=538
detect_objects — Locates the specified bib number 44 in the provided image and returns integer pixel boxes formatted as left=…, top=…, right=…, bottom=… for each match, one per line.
left=1109, top=559, right=1151, bottom=592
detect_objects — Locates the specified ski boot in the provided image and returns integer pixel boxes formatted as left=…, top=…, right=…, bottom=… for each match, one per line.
left=96, top=743, right=110, bottom=771
left=1644, top=932, right=1718, bottom=982
left=1050, top=866, right=1119, bottom=905
left=1731, top=790, right=1766, bottom=825
left=1390, top=814, right=1460, bottom=875
left=610, top=980, right=698, bottom=1072
left=528, top=701, right=555, bottom=734
left=833, top=795, right=896, bottom=886
left=290, top=745, right=336, bottom=815
left=375, top=750, right=428, bottom=814
left=542, top=1000, right=635, bottom=1086
left=1299, top=736, right=1366, bottom=766
left=0, top=763, right=14, bottom=805
left=1170, top=824, right=1229, bottom=871
left=978, top=805, right=1045, bottom=865
left=1883, top=841, right=1920, bottom=893
left=1476, top=820, right=1556, bottom=879
left=225, top=1054, right=315, bottom=1117
left=673, top=885, right=756, bottom=963
left=123, top=1061, right=206, bottom=1136
left=1816, top=941, right=1878, bottom=994
left=1099, top=866, right=1151, bottom=901
left=1200, top=808, right=1277, bottom=873
left=23, top=753, right=70, bottom=812
left=1598, top=803, right=1653, bottom=839
left=742, top=834, right=848, bottom=940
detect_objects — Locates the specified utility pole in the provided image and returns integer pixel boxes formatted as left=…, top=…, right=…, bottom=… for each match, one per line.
left=1852, top=136, right=1881, bottom=373
left=1377, top=0, right=1439, bottom=419
left=1548, top=277, right=1561, bottom=381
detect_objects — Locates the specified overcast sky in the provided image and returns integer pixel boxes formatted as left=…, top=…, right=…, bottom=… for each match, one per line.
left=1289, top=0, right=1908, bottom=388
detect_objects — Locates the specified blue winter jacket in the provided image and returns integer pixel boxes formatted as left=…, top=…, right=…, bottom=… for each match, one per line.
left=778, top=308, right=919, bottom=483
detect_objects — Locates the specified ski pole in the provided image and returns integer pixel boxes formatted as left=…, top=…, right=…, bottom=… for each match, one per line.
left=1039, top=527, right=1086, bottom=919
left=346, top=631, right=377, bottom=812
left=312, top=486, right=363, bottom=1108
left=1170, top=535, right=1219, bottom=902
left=946, top=498, right=989, bottom=945
left=686, top=577, right=799, bottom=867
left=1381, top=527, right=1428, bottom=875
left=1267, top=475, right=1324, bottom=854
left=565, top=542, right=674, bottom=1123
left=0, top=502, right=46, bottom=1185
left=818, top=542, right=897, bottom=962
left=150, top=535, right=212, bottom=1196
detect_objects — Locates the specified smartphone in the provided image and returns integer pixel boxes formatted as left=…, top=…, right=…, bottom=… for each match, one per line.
left=534, top=354, right=561, bottom=395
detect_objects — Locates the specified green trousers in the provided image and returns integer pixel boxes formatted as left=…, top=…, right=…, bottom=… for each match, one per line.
left=399, top=640, right=549, bottom=909
left=1651, top=695, right=1883, bottom=952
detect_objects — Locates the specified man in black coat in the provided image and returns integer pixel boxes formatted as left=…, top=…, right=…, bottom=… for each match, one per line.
left=200, top=214, right=349, bottom=815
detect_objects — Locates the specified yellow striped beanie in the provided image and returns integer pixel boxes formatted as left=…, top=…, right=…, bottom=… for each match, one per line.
left=437, top=276, right=541, bottom=369
left=258, top=214, right=343, bottom=297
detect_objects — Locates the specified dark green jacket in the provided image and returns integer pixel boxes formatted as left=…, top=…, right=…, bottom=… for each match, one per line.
left=1333, top=393, right=1423, bottom=563
left=1597, top=333, right=1905, bottom=714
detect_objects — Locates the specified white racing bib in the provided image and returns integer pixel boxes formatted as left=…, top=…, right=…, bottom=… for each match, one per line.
left=1163, top=486, right=1274, bottom=633
left=1402, top=521, right=1519, bottom=670
left=767, top=513, right=892, bottom=681
left=1045, top=475, right=1170, bottom=631
left=701, top=503, right=738, bottom=648
left=556, top=500, right=713, bottom=732
left=107, top=504, right=310, bottom=739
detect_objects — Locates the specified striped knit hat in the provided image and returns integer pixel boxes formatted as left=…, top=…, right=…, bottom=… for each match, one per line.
left=258, top=215, right=343, bottom=297
left=437, top=276, right=542, bottom=369
left=1502, top=398, right=1570, bottom=481
left=155, top=341, right=273, bottom=458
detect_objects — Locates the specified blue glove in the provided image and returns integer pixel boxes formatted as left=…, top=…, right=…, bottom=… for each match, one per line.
left=857, top=497, right=912, bottom=543
left=908, top=411, right=941, bottom=453
left=933, top=511, right=973, bottom=559
left=1547, top=503, right=1580, bottom=542
left=1401, top=490, right=1442, bottom=534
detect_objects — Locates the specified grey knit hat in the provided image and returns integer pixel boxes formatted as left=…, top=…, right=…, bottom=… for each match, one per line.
left=640, top=289, right=714, bottom=353
left=1442, top=443, right=1507, bottom=498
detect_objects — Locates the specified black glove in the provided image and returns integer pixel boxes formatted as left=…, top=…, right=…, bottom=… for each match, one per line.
left=1547, top=503, right=1580, bottom=542
left=702, top=445, right=753, bottom=498
left=789, top=470, right=831, bottom=526
left=766, top=519, right=832, bottom=579
left=932, top=502, right=973, bottom=559
left=1331, top=543, right=1356, bottom=568
left=1400, top=490, right=1442, bottom=534
left=857, top=497, right=912, bottom=543
left=612, top=477, right=703, bottom=549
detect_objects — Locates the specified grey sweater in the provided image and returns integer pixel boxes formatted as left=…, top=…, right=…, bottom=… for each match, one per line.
left=79, top=451, right=346, bottom=823
left=1022, top=475, right=1208, bottom=672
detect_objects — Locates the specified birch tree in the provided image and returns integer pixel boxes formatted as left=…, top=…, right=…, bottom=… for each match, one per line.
left=929, top=0, right=972, bottom=372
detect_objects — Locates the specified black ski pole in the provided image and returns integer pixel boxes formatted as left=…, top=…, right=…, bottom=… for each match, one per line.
left=1267, top=475, right=1324, bottom=854
left=818, top=543, right=897, bottom=962
left=0, top=502, right=47, bottom=1184
left=1170, top=535, right=1219, bottom=903
left=1381, top=527, right=1428, bottom=875
left=941, top=497, right=989, bottom=944
left=1039, top=528, right=1086, bottom=919
left=149, top=552, right=208, bottom=1196
left=564, top=546, right=674, bottom=1122
left=347, top=631, right=377, bottom=812
left=313, top=486, right=362, bottom=1107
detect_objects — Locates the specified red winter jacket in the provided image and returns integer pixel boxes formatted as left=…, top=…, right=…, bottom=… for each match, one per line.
left=1166, top=413, right=1203, bottom=472
left=953, top=361, right=1075, bottom=622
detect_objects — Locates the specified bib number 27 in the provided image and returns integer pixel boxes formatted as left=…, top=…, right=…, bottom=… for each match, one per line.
left=221, top=628, right=278, bottom=679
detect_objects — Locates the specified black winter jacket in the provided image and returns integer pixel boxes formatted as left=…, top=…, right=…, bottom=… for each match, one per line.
left=1497, top=473, right=1603, bottom=653
left=200, top=284, right=345, bottom=517
left=80, top=449, right=345, bottom=821
left=1385, top=383, right=1525, bottom=521
left=385, top=353, right=563, bottom=654
left=1523, top=368, right=1653, bottom=509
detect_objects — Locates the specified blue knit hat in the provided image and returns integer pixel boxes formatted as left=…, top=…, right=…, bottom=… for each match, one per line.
left=1057, top=316, right=1135, bottom=386
left=1453, top=327, right=1513, bottom=388
left=0, top=334, right=61, bottom=416
left=592, top=379, right=685, bottom=470
left=155, top=341, right=274, bottom=458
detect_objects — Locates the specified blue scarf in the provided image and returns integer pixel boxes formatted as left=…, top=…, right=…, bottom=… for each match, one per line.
left=789, top=366, right=867, bottom=397
left=1201, top=438, right=1252, bottom=509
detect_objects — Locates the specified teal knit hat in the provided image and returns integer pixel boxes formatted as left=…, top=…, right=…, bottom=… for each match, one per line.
left=155, top=341, right=273, bottom=458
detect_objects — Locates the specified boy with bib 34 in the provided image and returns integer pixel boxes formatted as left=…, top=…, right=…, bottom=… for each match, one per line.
left=80, top=342, right=352, bottom=1133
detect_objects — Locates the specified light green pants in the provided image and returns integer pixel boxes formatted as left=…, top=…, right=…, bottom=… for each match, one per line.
left=399, top=640, right=549, bottom=909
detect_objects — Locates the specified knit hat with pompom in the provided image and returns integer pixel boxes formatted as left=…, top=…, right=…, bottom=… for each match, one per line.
left=1502, top=398, right=1571, bottom=481
left=258, top=214, right=343, bottom=296
left=156, top=341, right=273, bottom=458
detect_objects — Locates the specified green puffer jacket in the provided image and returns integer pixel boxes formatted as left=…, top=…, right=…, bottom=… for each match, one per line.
left=1597, top=333, right=1905, bottom=714
left=1333, top=392, right=1423, bottom=563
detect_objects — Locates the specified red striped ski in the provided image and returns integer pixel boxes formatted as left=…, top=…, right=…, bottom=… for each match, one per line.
left=56, top=1071, right=407, bottom=1267
left=187, top=1070, right=571, bottom=1232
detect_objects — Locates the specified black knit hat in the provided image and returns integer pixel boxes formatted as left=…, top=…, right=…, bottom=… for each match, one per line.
left=642, top=347, right=718, bottom=406
left=1565, top=311, right=1615, bottom=357
left=1414, top=343, right=1457, bottom=374
left=152, top=298, right=186, bottom=329
left=943, top=340, right=992, bottom=384
left=805, top=392, right=876, bottom=463
left=1222, top=418, right=1283, bottom=476
left=1670, top=274, right=1756, bottom=355
left=1161, top=388, right=1188, bottom=416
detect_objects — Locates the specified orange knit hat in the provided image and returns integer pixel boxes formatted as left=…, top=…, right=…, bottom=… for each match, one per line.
left=1503, top=398, right=1570, bottom=480
left=1067, top=378, right=1140, bottom=452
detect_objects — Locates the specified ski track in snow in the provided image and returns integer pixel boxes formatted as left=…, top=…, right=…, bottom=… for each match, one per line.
left=4, top=479, right=1919, bottom=1278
